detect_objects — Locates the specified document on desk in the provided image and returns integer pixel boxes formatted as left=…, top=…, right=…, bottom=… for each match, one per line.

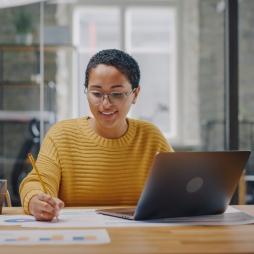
left=1, top=206, right=254, bottom=228
left=0, top=229, right=110, bottom=245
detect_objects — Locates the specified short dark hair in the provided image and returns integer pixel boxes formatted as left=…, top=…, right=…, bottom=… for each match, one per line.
left=84, top=49, right=140, bottom=89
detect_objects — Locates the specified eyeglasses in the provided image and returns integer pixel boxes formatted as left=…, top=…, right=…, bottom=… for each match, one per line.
left=85, top=88, right=136, bottom=105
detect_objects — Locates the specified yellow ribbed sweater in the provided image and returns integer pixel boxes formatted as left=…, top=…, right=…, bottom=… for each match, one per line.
left=19, top=117, right=173, bottom=214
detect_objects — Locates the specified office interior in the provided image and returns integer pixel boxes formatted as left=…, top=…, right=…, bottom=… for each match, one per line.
left=0, top=0, right=253, bottom=207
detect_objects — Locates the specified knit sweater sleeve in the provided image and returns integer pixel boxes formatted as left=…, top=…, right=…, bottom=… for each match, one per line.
left=19, top=127, right=61, bottom=214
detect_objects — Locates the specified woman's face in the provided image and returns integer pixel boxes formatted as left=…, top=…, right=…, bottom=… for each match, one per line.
left=87, top=64, right=140, bottom=132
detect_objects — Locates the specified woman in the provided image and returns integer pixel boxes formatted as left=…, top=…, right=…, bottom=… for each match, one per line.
left=19, top=49, right=174, bottom=221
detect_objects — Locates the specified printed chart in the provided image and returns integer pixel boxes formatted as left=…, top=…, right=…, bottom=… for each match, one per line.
left=0, top=229, right=110, bottom=245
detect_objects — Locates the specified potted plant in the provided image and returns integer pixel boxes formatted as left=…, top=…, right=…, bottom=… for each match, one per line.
left=14, top=11, right=33, bottom=45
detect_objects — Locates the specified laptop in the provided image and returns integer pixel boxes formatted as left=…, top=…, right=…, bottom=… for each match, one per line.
left=97, top=151, right=251, bottom=220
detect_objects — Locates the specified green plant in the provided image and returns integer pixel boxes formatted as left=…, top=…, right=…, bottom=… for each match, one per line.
left=14, top=11, right=32, bottom=34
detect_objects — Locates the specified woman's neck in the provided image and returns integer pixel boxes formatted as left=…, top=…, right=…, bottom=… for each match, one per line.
left=87, top=118, right=128, bottom=139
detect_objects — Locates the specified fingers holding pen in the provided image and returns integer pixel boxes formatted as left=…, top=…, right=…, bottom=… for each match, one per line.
left=27, top=154, right=63, bottom=221
left=52, top=198, right=65, bottom=217
left=31, top=194, right=56, bottom=221
left=40, top=194, right=64, bottom=209
left=38, top=209, right=55, bottom=221
left=29, top=193, right=64, bottom=221
left=39, top=193, right=57, bottom=209
left=55, top=197, right=65, bottom=210
left=56, top=198, right=65, bottom=209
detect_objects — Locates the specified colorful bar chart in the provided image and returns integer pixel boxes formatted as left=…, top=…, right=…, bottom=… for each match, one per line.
left=0, top=229, right=110, bottom=245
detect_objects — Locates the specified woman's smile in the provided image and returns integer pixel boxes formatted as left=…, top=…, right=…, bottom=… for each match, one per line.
left=99, top=110, right=118, bottom=120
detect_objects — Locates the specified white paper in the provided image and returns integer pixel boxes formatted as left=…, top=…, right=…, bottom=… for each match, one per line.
left=0, top=214, right=35, bottom=226
left=1, top=206, right=253, bottom=228
left=20, top=209, right=153, bottom=228
left=0, top=229, right=110, bottom=245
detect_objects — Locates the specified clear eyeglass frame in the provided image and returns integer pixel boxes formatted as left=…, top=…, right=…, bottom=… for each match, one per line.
left=85, top=88, right=136, bottom=105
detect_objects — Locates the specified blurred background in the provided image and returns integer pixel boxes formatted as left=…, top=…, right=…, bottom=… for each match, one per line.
left=0, top=0, right=253, bottom=206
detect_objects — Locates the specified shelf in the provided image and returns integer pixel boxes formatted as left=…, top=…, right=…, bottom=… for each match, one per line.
left=0, top=44, right=76, bottom=52
left=0, top=110, right=55, bottom=123
left=0, top=81, right=53, bottom=87
left=245, top=175, right=254, bottom=182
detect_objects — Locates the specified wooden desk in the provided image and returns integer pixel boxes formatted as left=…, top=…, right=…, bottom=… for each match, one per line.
left=1, top=206, right=254, bottom=254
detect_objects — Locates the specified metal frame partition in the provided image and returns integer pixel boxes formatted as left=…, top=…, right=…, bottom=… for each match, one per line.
left=224, top=0, right=240, bottom=204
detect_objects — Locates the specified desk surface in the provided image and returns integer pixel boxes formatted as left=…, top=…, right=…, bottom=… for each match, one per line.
left=1, top=206, right=254, bottom=254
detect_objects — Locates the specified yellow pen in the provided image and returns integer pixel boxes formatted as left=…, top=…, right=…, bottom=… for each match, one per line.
left=27, top=153, right=59, bottom=221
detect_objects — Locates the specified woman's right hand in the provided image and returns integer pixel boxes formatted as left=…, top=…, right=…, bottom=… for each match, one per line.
left=29, top=193, right=64, bottom=221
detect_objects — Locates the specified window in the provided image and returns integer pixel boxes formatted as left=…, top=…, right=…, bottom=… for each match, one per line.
left=73, top=5, right=177, bottom=139
left=126, top=7, right=177, bottom=138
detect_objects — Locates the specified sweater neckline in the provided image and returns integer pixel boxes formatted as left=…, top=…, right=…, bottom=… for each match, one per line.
left=77, top=116, right=136, bottom=148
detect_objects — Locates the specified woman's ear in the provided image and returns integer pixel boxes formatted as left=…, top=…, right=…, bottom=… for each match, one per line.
left=132, top=86, right=140, bottom=104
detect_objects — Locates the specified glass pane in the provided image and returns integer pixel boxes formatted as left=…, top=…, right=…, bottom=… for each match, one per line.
left=0, top=4, right=41, bottom=206
left=126, top=3, right=225, bottom=147
left=176, top=0, right=225, bottom=151
left=126, top=8, right=174, bottom=50
left=74, top=7, right=121, bottom=115
left=0, top=3, right=77, bottom=206
left=76, top=8, right=120, bottom=50
left=78, top=53, right=90, bottom=116
left=239, top=0, right=254, bottom=204
left=197, top=0, right=225, bottom=151
left=0, top=0, right=231, bottom=206
left=126, top=7, right=176, bottom=138
left=131, top=53, right=173, bottom=134
left=44, top=3, right=76, bottom=122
